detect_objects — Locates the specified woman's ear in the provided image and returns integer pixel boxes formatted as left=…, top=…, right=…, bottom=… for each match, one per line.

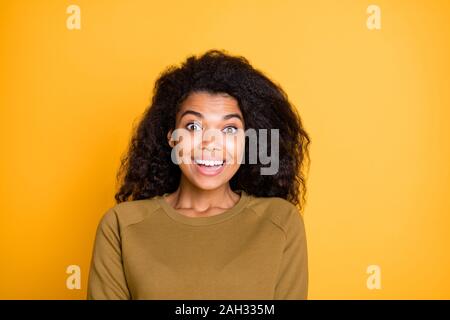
left=167, top=129, right=173, bottom=148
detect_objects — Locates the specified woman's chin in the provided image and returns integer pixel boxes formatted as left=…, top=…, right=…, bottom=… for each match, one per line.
left=191, top=179, right=225, bottom=191
left=180, top=164, right=237, bottom=190
left=183, top=173, right=226, bottom=190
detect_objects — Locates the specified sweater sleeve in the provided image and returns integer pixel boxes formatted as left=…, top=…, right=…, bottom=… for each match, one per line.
left=86, top=208, right=131, bottom=300
left=273, top=207, right=309, bottom=300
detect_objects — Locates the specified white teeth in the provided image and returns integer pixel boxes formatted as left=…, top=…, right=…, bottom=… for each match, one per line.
left=194, top=159, right=224, bottom=166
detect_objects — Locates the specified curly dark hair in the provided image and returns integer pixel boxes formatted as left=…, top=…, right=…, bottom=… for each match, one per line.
left=115, top=49, right=311, bottom=213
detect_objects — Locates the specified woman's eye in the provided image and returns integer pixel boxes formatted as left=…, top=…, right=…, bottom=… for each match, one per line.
left=223, top=126, right=238, bottom=134
left=186, top=122, right=202, bottom=131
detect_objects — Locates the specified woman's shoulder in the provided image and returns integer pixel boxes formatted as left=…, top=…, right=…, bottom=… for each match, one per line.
left=246, top=193, right=302, bottom=227
left=247, top=192, right=298, bottom=213
left=97, top=196, right=163, bottom=231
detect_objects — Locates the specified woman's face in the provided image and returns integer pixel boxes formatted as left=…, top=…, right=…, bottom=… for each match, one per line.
left=167, top=91, right=246, bottom=191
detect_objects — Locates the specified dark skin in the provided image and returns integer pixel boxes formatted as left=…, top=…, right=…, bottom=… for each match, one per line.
left=165, top=91, right=246, bottom=218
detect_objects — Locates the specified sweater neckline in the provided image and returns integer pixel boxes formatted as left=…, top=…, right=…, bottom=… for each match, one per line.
left=156, top=189, right=249, bottom=226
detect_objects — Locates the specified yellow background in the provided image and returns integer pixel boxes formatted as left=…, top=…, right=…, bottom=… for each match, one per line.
left=1, top=0, right=449, bottom=299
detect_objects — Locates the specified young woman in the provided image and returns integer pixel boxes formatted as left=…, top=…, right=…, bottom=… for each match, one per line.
left=87, top=49, right=311, bottom=300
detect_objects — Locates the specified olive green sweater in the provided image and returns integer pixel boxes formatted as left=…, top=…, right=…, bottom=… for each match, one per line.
left=87, top=190, right=308, bottom=300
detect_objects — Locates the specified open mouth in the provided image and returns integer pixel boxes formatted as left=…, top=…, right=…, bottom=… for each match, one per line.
left=193, top=159, right=226, bottom=176
left=193, top=159, right=225, bottom=167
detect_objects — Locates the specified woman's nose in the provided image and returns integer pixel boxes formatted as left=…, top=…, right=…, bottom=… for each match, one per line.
left=200, top=128, right=223, bottom=150
left=202, top=144, right=220, bottom=152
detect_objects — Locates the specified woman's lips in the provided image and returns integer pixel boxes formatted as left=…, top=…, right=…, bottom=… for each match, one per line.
left=193, top=162, right=225, bottom=176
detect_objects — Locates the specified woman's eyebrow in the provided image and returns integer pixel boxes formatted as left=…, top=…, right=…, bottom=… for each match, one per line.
left=179, top=109, right=243, bottom=122
left=223, top=113, right=243, bottom=122
left=179, top=110, right=203, bottom=119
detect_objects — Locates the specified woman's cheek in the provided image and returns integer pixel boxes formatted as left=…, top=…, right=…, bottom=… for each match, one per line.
left=225, top=134, right=245, bottom=166
left=176, top=144, right=188, bottom=165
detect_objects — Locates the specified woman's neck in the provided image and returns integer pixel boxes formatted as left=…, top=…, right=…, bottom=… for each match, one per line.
left=164, top=177, right=241, bottom=217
